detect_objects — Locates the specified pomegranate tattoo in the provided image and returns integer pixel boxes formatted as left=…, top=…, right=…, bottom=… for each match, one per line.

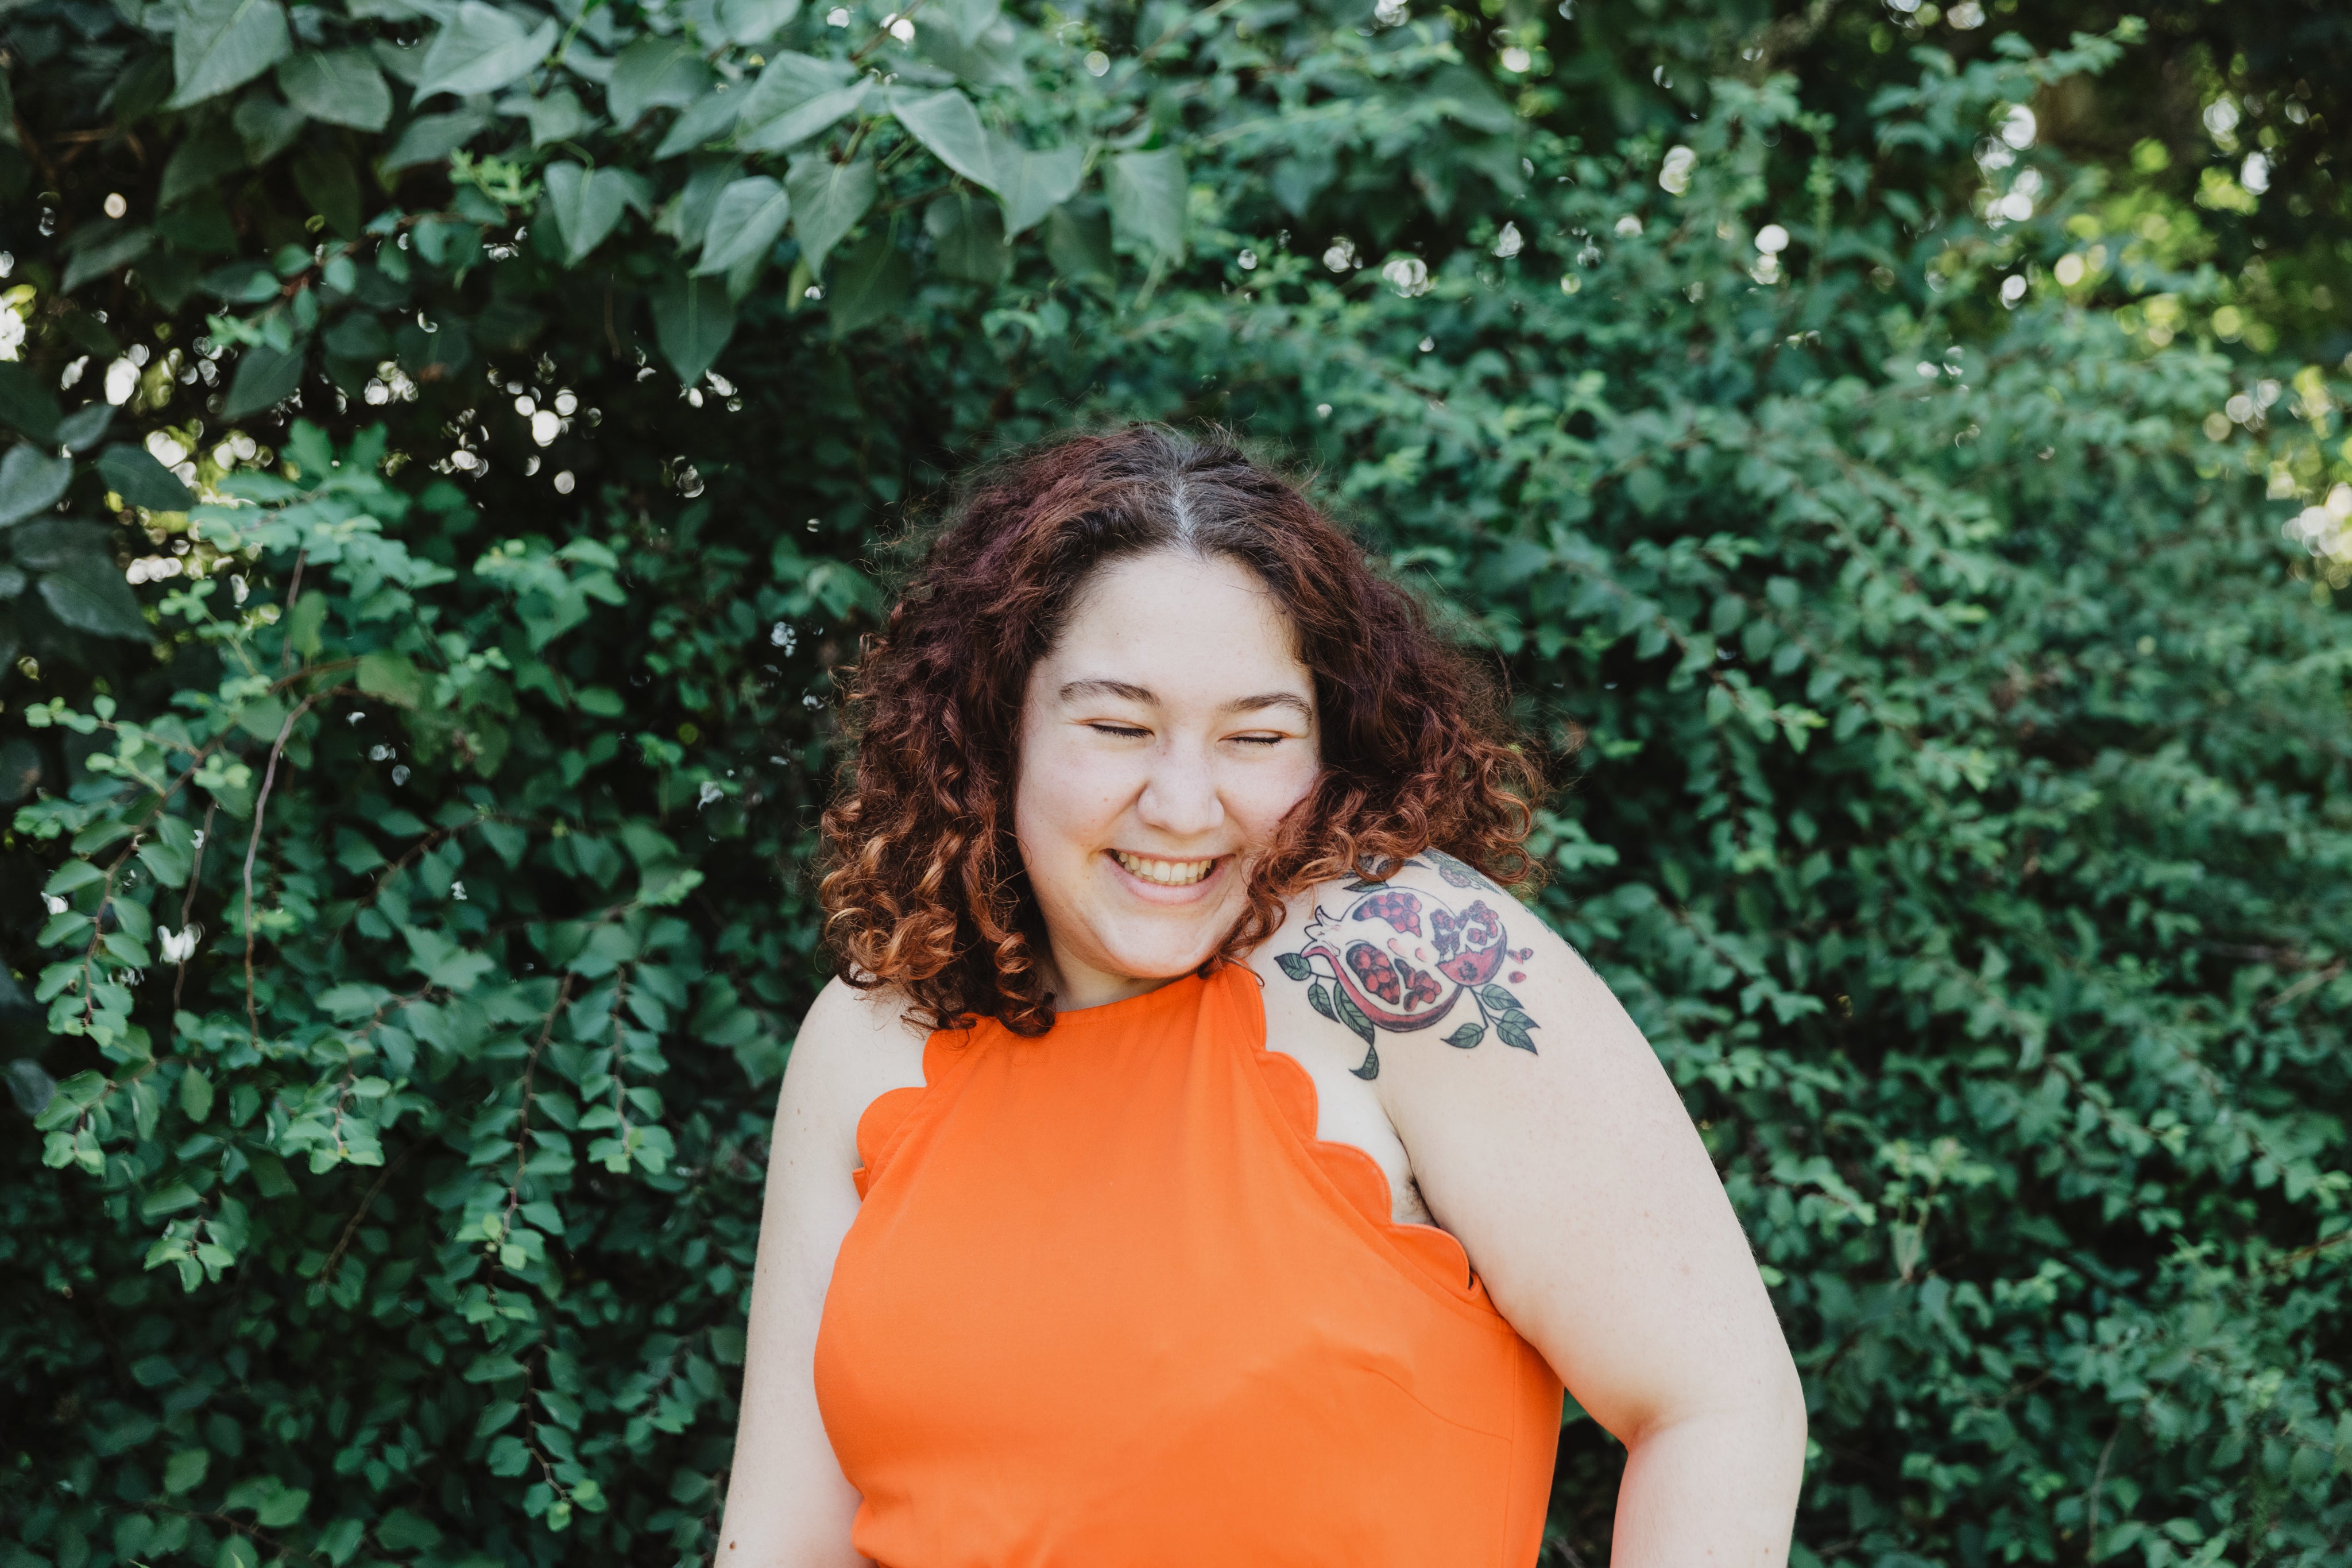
left=1273, top=852, right=1541, bottom=1081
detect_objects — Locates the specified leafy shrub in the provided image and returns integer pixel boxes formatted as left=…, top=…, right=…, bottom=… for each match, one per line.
left=2, top=3, right=2347, bottom=1566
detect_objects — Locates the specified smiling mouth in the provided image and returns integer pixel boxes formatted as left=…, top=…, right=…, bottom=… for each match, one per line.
left=1111, top=850, right=1220, bottom=888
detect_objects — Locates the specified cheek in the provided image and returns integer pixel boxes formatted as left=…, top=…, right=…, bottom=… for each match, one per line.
left=1231, top=754, right=1322, bottom=842
left=1015, top=746, right=1125, bottom=857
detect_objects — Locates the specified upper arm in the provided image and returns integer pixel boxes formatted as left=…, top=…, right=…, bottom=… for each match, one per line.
left=719, top=979, right=927, bottom=1568
left=1278, top=854, right=1799, bottom=1446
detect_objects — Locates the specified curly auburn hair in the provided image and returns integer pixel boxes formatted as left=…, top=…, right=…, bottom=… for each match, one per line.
left=819, top=424, right=1543, bottom=1036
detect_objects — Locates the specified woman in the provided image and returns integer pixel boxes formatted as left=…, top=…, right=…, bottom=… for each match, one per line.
left=721, top=426, right=1806, bottom=1566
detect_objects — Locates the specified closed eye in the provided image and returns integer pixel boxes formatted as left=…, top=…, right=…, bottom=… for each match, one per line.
left=1088, top=723, right=1149, bottom=738
left=1232, top=734, right=1289, bottom=746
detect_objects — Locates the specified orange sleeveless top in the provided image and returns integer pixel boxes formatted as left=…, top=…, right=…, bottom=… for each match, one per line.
left=813, top=962, right=1564, bottom=1566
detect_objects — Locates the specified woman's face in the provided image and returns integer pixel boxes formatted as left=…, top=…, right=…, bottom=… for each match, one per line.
left=1014, top=549, right=1322, bottom=1009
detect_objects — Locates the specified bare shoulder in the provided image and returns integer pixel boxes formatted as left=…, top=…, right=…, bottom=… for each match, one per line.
left=778, top=976, right=935, bottom=1172
left=1248, top=850, right=1577, bottom=1083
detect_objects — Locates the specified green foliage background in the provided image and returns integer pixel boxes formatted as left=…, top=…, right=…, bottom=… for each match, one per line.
left=2, top=1, right=2348, bottom=1565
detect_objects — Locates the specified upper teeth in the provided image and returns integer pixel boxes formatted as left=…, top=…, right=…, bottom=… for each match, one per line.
left=1116, top=851, right=1214, bottom=886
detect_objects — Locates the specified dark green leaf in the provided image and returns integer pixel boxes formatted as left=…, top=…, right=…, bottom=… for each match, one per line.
left=37, top=553, right=150, bottom=640
left=925, top=191, right=1007, bottom=285
left=1477, top=984, right=1522, bottom=1013
left=323, top=312, right=392, bottom=362
left=61, top=225, right=154, bottom=293
left=96, top=446, right=197, bottom=512
left=824, top=226, right=910, bottom=335
left=1443, top=1022, right=1486, bottom=1049
left=649, top=274, right=736, bottom=385
left=292, top=146, right=362, bottom=237
left=381, top=105, right=493, bottom=171
left=158, top=121, right=247, bottom=208
left=0, top=446, right=73, bottom=528
left=222, top=341, right=307, bottom=420
left=55, top=404, right=113, bottom=452
left=1492, top=1014, right=1537, bottom=1052
left=0, top=364, right=63, bottom=443
left=1274, top=951, right=1312, bottom=981
left=1332, top=987, right=1376, bottom=1046
left=1043, top=202, right=1112, bottom=285
left=1306, top=980, right=1336, bottom=1020
left=233, top=94, right=306, bottom=164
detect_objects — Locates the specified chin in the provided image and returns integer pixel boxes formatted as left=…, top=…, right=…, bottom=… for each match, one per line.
left=1095, top=927, right=1231, bottom=981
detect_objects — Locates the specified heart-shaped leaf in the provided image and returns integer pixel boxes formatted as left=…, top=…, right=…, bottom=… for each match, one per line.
left=166, top=0, right=293, bottom=110
left=784, top=156, right=877, bottom=278
left=889, top=88, right=999, bottom=194
left=413, top=3, right=558, bottom=102
left=541, top=163, right=636, bottom=265
left=736, top=81, right=868, bottom=156
left=275, top=50, right=393, bottom=131
left=991, top=138, right=1084, bottom=237
left=608, top=36, right=713, bottom=128
left=1107, top=146, right=1186, bottom=260
left=695, top=176, right=791, bottom=276
left=654, top=89, right=745, bottom=160
left=516, top=87, right=593, bottom=148
left=715, top=0, right=800, bottom=44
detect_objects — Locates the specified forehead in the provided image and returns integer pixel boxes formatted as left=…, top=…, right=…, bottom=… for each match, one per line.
left=1039, top=551, right=1309, bottom=696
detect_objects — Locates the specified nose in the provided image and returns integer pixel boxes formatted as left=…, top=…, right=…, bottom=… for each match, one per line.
left=1135, top=740, right=1225, bottom=839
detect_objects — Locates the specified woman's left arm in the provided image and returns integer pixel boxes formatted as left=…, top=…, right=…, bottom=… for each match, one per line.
left=1371, top=861, right=1807, bottom=1565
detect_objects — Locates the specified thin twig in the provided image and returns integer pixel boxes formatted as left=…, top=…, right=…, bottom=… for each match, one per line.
left=243, top=693, right=319, bottom=1039
left=171, top=800, right=217, bottom=1017
left=1134, top=0, right=1247, bottom=65
left=849, top=0, right=931, bottom=65
left=2084, top=1425, right=2119, bottom=1556
left=2262, top=958, right=2343, bottom=1013
left=277, top=546, right=308, bottom=672
left=321, top=1141, right=420, bottom=1283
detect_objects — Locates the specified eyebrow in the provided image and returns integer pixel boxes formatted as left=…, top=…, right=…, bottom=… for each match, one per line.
left=1057, top=679, right=1313, bottom=719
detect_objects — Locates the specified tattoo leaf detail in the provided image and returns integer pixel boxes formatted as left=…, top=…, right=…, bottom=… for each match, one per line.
left=1426, top=848, right=1500, bottom=894
left=1272, top=874, right=1540, bottom=1078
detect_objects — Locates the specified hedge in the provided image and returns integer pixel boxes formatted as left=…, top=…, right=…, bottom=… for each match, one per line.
left=2, top=3, right=2347, bottom=1565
